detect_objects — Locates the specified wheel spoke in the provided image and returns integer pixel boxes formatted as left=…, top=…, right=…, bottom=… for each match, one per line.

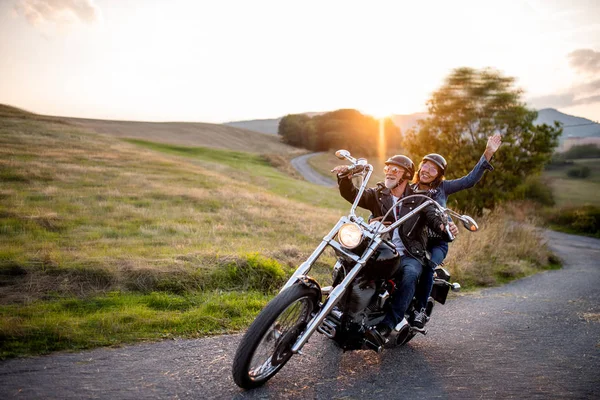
left=248, top=296, right=312, bottom=381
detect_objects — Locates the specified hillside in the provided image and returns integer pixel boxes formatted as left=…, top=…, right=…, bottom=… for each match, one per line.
left=0, top=105, right=344, bottom=304
left=535, top=108, right=600, bottom=142
left=67, top=117, right=302, bottom=155
left=224, top=118, right=280, bottom=135
left=1, top=104, right=300, bottom=155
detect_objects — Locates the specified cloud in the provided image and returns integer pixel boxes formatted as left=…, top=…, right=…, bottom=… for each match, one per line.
left=568, top=49, right=600, bottom=74
left=530, top=79, right=600, bottom=108
left=14, top=0, right=101, bottom=26
left=529, top=50, right=600, bottom=109
left=529, top=92, right=600, bottom=109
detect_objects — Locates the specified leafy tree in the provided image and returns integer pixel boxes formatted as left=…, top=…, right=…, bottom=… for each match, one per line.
left=278, top=114, right=314, bottom=148
left=278, top=109, right=401, bottom=156
left=403, top=67, right=562, bottom=212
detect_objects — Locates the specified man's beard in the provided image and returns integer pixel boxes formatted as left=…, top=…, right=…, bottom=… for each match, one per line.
left=385, top=177, right=399, bottom=189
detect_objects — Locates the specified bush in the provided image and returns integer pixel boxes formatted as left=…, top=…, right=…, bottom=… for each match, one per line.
left=545, top=154, right=574, bottom=170
left=566, top=165, right=591, bottom=178
left=513, top=176, right=555, bottom=206
left=547, top=205, right=600, bottom=237
left=208, top=253, right=287, bottom=293
left=561, top=144, right=600, bottom=159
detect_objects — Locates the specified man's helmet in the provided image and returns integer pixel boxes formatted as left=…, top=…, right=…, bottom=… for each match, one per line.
left=385, top=155, right=415, bottom=180
left=422, top=153, right=447, bottom=175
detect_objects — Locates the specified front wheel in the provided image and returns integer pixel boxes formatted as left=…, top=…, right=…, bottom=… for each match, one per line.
left=232, top=284, right=319, bottom=389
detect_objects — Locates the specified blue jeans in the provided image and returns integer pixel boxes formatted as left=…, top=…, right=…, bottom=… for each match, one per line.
left=416, top=239, right=449, bottom=310
left=381, top=255, right=423, bottom=329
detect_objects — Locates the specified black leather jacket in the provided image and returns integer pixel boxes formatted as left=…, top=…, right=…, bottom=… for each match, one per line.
left=337, top=177, right=450, bottom=265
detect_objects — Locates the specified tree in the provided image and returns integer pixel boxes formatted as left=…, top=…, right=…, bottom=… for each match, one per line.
left=278, top=114, right=314, bottom=148
left=403, top=67, right=562, bottom=212
left=278, top=109, right=401, bottom=156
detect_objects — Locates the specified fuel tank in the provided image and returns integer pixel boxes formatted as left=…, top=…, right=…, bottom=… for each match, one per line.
left=361, top=240, right=401, bottom=280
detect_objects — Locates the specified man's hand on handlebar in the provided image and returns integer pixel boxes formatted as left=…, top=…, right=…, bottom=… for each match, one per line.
left=331, top=165, right=351, bottom=178
left=368, top=216, right=392, bottom=226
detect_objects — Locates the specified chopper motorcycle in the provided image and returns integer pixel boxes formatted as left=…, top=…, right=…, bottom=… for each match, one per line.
left=232, top=150, right=479, bottom=389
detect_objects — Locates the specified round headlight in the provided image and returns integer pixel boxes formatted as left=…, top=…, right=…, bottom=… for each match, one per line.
left=338, top=223, right=363, bottom=249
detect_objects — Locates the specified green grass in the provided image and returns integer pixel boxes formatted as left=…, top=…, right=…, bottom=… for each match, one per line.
left=543, top=159, right=600, bottom=207
left=0, top=290, right=271, bottom=358
left=125, top=138, right=347, bottom=210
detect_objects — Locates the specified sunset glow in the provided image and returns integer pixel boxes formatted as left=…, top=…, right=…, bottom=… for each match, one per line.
left=0, top=0, right=599, bottom=123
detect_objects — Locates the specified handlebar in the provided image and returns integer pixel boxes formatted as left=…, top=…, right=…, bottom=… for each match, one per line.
left=333, top=149, right=478, bottom=234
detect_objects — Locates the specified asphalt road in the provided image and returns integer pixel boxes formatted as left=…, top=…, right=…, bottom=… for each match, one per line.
left=290, top=152, right=337, bottom=187
left=0, top=230, right=598, bottom=399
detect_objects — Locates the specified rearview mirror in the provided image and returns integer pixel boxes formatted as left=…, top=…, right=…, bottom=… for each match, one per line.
left=461, top=215, right=478, bottom=232
left=335, top=149, right=350, bottom=160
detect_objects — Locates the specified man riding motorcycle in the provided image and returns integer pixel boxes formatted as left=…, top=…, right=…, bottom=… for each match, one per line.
left=332, top=155, right=453, bottom=345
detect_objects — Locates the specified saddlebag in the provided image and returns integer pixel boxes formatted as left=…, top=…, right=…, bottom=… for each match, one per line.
left=430, top=280, right=450, bottom=304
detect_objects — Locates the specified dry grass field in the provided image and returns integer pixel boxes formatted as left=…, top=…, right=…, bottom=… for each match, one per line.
left=66, top=116, right=303, bottom=156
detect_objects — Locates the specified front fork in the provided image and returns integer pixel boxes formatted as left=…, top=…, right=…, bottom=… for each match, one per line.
left=289, top=237, right=382, bottom=354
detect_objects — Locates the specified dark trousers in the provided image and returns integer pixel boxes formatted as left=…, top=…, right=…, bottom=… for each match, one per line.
left=416, top=239, right=449, bottom=310
left=381, top=255, right=422, bottom=329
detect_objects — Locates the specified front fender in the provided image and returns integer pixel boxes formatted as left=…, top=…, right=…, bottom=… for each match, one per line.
left=294, top=275, right=322, bottom=295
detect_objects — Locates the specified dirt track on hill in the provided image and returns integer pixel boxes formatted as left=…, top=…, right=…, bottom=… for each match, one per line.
left=1, top=230, right=598, bottom=399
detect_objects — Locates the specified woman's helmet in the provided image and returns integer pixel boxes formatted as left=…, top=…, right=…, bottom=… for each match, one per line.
left=422, top=153, right=447, bottom=175
left=385, top=155, right=415, bottom=180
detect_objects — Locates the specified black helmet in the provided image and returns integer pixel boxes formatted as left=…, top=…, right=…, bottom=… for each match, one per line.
left=422, top=153, right=447, bottom=175
left=385, top=155, right=415, bottom=180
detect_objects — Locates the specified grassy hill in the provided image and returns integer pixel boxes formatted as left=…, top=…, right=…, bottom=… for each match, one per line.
left=0, top=104, right=557, bottom=358
left=0, top=104, right=349, bottom=357
left=0, top=103, right=300, bottom=156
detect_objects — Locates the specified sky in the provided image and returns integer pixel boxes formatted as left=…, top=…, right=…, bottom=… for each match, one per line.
left=0, top=0, right=599, bottom=123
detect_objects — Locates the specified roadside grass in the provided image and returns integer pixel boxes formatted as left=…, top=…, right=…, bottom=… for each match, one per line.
left=0, top=107, right=559, bottom=358
left=445, top=203, right=560, bottom=289
left=0, top=290, right=271, bottom=358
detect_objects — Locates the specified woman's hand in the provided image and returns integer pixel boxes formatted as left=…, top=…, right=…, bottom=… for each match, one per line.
left=484, top=133, right=502, bottom=161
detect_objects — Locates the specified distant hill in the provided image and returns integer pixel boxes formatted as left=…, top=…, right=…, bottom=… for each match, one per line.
left=223, top=112, right=325, bottom=136
left=224, top=119, right=280, bottom=135
left=223, top=112, right=429, bottom=136
left=63, top=117, right=300, bottom=155
left=224, top=109, right=600, bottom=149
left=535, top=108, right=600, bottom=143
left=0, top=104, right=300, bottom=155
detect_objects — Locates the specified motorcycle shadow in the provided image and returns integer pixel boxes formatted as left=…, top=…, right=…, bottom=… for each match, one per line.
left=232, top=334, right=449, bottom=399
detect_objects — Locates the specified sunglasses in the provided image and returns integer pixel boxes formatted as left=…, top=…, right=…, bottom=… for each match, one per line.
left=384, top=165, right=404, bottom=175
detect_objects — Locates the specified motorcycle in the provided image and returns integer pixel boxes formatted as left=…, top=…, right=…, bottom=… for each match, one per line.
left=232, top=149, right=479, bottom=389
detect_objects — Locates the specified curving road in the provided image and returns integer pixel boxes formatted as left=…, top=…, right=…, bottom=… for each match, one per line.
left=291, top=152, right=337, bottom=187
left=0, top=230, right=599, bottom=399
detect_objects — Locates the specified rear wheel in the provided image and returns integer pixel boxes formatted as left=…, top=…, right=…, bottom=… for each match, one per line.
left=232, top=284, right=319, bottom=389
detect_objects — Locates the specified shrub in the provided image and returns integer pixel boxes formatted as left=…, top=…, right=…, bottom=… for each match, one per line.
left=561, top=144, right=600, bottom=159
left=547, top=205, right=600, bottom=237
left=512, top=176, right=555, bottom=206
left=208, top=253, right=287, bottom=293
left=566, top=166, right=591, bottom=178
